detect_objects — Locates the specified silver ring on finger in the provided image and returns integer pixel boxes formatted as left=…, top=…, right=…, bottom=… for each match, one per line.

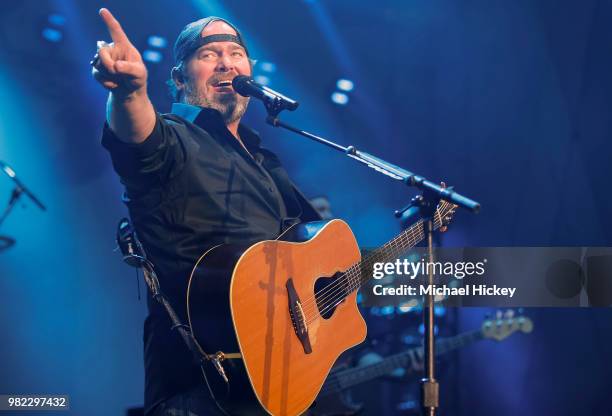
left=91, top=40, right=111, bottom=67
left=90, top=53, right=101, bottom=67
left=96, top=40, right=111, bottom=51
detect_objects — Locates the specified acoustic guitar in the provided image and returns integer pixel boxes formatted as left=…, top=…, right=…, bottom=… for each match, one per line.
left=186, top=200, right=457, bottom=415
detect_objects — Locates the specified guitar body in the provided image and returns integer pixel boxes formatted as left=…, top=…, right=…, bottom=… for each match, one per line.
left=187, top=219, right=367, bottom=416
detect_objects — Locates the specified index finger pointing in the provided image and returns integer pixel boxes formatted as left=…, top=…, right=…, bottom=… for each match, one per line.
left=99, top=8, right=129, bottom=44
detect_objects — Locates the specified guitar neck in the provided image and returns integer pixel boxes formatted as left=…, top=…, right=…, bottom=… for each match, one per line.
left=320, top=329, right=483, bottom=397
left=340, top=208, right=447, bottom=296
left=436, top=329, right=483, bottom=355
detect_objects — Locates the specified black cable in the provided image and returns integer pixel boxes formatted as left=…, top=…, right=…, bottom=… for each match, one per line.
left=135, top=268, right=141, bottom=300
left=199, top=364, right=232, bottom=416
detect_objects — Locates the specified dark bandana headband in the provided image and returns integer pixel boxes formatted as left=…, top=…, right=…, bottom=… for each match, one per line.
left=180, top=34, right=249, bottom=62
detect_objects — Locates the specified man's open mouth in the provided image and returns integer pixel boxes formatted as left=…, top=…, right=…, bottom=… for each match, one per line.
left=214, top=80, right=233, bottom=89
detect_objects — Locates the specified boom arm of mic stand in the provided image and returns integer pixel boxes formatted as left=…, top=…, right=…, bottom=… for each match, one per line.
left=349, top=149, right=480, bottom=213
left=0, top=161, right=46, bottom=211
left=266, top=117, right=481, bottom=213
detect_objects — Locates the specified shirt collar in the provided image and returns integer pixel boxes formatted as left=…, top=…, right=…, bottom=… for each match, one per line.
left=171, top=103, right=262, bottom=150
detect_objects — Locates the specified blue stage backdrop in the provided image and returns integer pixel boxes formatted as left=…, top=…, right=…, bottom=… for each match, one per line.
left=0, top=1, right=611, bottom=415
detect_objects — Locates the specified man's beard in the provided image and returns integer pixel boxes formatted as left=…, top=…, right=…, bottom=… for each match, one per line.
left=184, top=81, right=249, bottom=124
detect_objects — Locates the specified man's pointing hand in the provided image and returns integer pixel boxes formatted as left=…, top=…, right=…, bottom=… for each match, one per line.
left=92, top=8, right=147, bottom=97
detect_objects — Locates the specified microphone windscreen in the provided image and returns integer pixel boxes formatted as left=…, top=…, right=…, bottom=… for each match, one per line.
left=232, top=75, right=253, bottom=98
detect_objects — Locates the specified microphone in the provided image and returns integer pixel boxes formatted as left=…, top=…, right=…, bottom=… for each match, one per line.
left=232, top=75, right=299, bottom=111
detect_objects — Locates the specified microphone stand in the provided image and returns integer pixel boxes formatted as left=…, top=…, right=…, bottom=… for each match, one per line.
left=0, top=161, right=46, bottom=228
left=137, top=258, right=229, bottom=383
left=0, top=187, right=23, bottom=228
left=262, top=102, right=480, bottom=416
left=0, top=161, right=46, bottom=251
left=0, top=161, right=46, bottom=211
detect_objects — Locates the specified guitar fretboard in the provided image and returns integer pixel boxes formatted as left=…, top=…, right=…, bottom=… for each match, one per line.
left=336, top=201, right=452, bottom=298
left=320, top=329, right=482, bottom=396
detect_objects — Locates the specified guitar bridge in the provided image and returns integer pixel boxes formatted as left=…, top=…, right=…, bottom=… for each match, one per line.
left=286, top=278, right=312, bottom=354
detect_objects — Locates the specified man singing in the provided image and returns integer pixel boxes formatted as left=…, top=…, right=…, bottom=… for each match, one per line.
left=92, top=8, right=320, bottom=415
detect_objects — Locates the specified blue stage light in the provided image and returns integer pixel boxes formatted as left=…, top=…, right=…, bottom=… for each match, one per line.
left=143, top=50, right=163, bottom=63
left=147, top=35, right=167, bottom=49
left=380, top=306, right=395, bottom=316
left=48, top=13, right=66, bottom=26
left=254, top=75, right=270, bottom=86
left=434, top=306, right=446, bottom=317
left=336, top=78, right=354, bottom=92
left=42, top=28, right=62, bottom=43
left=331, top=92, right=348, bottom=105
left=259, top=62, right=276, bottom=73
left=398, top=299, right=419, bottom=313
left=418, top=323, right=439, bottom=335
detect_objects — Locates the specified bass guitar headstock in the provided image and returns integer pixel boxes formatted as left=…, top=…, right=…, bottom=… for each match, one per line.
left=481, top=309, right=534, bottom=341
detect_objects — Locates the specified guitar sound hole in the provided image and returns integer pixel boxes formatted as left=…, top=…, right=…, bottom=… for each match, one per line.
left=314, top=272, right=348, bottom=319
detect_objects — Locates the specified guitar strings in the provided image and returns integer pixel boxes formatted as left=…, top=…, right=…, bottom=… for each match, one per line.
left=300, top=209, right=437, bottom=313
left=301, top=205, right=448, bottom=314
left=300, top=206, right=444, bottom=315
left=300, top=218, right=423, bottom=317
left=318, top=351, right=409, bottom=395
left=301, top=224, right=422, bottom=320
left=318, top=329, right=481, bottom=396
left=301, top=209, right=448, bottom=326
left=299, top=209, right=444, bottom=324
left=304, top=228, right=422, bottom=326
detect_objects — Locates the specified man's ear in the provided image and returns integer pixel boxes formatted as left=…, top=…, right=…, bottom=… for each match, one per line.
left=171, top=66, right=185, bottom=90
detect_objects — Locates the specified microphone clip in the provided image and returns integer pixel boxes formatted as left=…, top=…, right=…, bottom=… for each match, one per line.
left=116, top=217, right=146, bottom=268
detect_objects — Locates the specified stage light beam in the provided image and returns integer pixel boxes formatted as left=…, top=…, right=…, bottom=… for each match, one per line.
left=331, top=92, right=349, bottom=105
left=42, top=28, right=63, bottom=43
left=259, top=62, right=276, bottom=73
left=48, top=14, right=66, bottom=26
left=336, top=78, right=354, bottom=92
left=147, top=35, right=167, bottom=49
left=254, top=75, right=270, bottom=86
left=143, top=50, right=163, bottom=63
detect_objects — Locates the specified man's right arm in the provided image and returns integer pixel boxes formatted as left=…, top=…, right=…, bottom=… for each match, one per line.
left=92, top=8, right=155, bottom=143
